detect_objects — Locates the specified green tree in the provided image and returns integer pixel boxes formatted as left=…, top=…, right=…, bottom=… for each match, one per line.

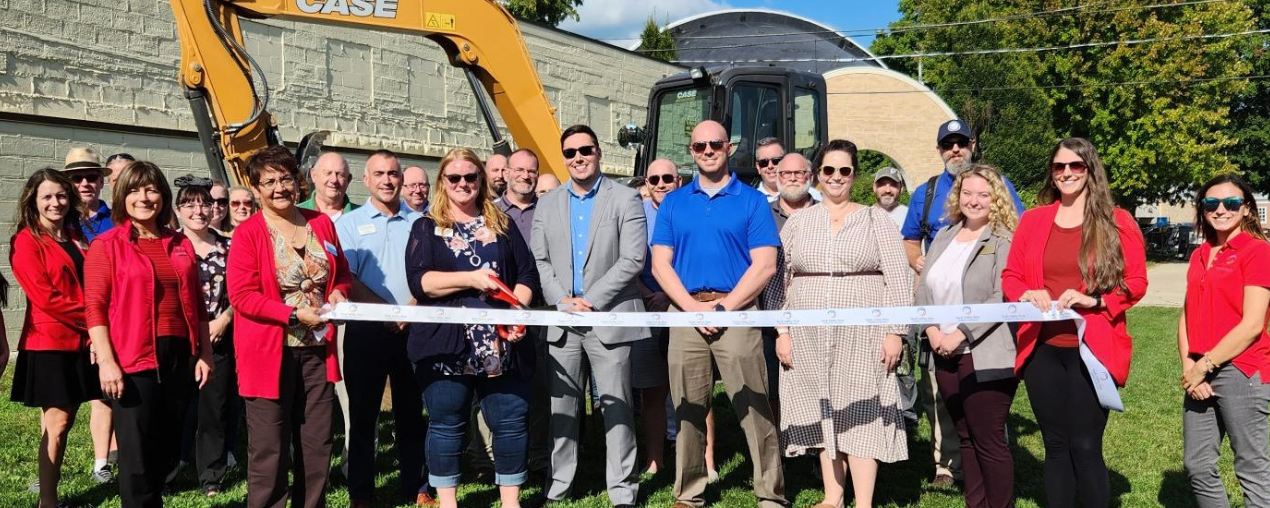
left=1226, top=0, right=1270, bottom=193
left=637, top=16, right=677, bottom=63
left=503, top=0, right=583, bottom=26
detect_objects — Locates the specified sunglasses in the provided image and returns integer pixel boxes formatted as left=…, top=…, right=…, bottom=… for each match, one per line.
left=939, top=139, right=971, bottom=151
left=757, top=156, right=784, bottom=168
left=820, top=165, right=854, bottom=177
left=70, top=173, right=101, bottom=184
left=562, top=145, right=596, bottom=159
left=646, top=174, right=676, bottom=186
left=1201, top=196, right=1245, bottom=212
left=211, top=198, right=229, bottom=207
left=1050, top=161, right=1089, bottom=174
left=689, top=140, right=727, bottom=154
left=230, top=200, right=254, bottom=207
left=444, top=173, right=480, bottom=184
left=105, top=153, right=135, bottom=164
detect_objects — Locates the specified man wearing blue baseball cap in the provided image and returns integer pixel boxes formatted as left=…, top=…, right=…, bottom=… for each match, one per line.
left=899, top=119, right=1025, bottom=488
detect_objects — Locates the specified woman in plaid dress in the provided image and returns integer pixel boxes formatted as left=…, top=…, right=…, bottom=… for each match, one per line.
left=772, top=139, right=912, bottom=508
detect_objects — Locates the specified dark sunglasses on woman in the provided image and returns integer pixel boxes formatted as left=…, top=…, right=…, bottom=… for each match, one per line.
left=444, top=173, right=480, bottom=184
left=1201, top=196, right=1244, bottom=212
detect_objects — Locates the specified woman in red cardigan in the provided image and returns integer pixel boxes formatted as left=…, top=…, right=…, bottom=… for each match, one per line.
left=1002, top=137, right=1147, bottom=508
left=86, top=161, right=213, bottom=508
left=9, top=168, right=97, bottom=508
left=226, top=146, right=350, bottom=508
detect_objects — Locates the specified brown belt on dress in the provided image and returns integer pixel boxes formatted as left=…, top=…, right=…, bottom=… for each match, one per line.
left=791, top=270, right=883, bottom=278
left=690, top=291, right=729, bottom=302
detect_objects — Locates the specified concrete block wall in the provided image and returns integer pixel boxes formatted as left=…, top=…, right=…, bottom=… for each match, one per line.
left=0, top=0, right=682, bottom=339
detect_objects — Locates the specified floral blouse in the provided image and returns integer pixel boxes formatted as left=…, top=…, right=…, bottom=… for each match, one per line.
left=197, top=232, right=232, bottom=320
left=435, top=216, right=507, bottom=377
left=269, top=222, right=329, bottom=347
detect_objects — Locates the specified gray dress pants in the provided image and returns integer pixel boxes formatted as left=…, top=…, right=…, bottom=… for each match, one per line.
left=1184, top=367, right=1270, bottom=508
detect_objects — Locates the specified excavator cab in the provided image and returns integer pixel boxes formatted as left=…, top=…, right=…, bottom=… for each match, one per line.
left=623, top=66, right=828, bottom=185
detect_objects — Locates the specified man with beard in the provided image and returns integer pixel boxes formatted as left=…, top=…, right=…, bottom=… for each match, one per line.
left=485, top=153, right=509, bottom=197
left=757, top=154, right=818, bottom=426
left=754, top=137, right=820, bottom=202
left=872, top=167, right=908, bottom=228
left=900, top=120, right=1024, bottom=488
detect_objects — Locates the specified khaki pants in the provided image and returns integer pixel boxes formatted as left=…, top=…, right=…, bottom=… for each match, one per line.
left=920, top=363, right=961, bottom=478
left=668, top=303, right=786, bottom=508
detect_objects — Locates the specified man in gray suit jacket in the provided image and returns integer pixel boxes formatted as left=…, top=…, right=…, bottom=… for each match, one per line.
left=530, top=124, right=649, bottom=508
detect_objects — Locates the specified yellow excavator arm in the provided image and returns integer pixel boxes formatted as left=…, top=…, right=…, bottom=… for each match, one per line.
left=168, top=0, right=564, bottom=185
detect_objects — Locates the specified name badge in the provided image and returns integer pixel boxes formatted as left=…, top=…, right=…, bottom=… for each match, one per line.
left=357, top=223, right=377, bottom=236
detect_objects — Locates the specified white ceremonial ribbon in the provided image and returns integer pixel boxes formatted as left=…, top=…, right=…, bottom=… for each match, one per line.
left=1074, top=316, right=1125, bottom=412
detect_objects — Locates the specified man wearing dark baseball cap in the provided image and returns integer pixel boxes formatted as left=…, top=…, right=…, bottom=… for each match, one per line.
left=897, top=119, right=1025, bottom=488
left=62, top=146, right=114, bottom=242
left=872, top=167, right=908, bottom=228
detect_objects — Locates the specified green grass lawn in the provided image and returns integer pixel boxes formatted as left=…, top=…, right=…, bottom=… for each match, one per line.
left=0, top=307, right=1247, bottom=507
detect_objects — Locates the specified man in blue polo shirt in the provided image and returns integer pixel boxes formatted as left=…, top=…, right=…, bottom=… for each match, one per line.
left=333, top=149, right=431, bottom=508
left=651, top=120, right=787, bottom=508
left=62, top=146, right=114, bottom=242
left=899, top=119, right=1025, bottom=488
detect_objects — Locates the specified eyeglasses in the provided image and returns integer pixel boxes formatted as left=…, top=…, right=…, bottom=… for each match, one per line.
left=646, top=174, right=676, bottom=186
left=757, top=156, right=785, bottom=168
left=179, top=202, right=213, bottom=211
left=257, top=176, right=296, bottom=189
left=820, top=165, right=854, bottom=177
left=1202, top=196, right=1245, bottom=212
left=508, top=167, right=539, bottom=175
left=105, top=153, right=135, bottom=164
left=230, top=200, right=254, bottom=207
left=404, top=183, right=429, bottom=190
left=779, top=170, right=810, bottom=179
left=69, top=173, right=100, bottom=184
left=562, top=146, right=596, bottom=159
left=1050, top=161, right=1089, bottom=174
left=444, top=173, right=480, bottom=184
left=939, top=139, right=971, bottom=151
left=689, top=140, right=727, bottom=154
left=211, top=198, right=229, bottom=207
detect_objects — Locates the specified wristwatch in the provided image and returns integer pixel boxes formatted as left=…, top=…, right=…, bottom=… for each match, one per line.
left=288, top=308, right=300, bottom=327
left=1094, top=294, right=1104, bottom=309
left=714, top=303, right=726, bottom=312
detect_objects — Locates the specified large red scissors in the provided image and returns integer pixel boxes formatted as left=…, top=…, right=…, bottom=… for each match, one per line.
left=485, top=274, right=527, bottom=341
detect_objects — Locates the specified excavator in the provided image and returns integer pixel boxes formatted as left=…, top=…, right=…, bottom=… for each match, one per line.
left=168, top=0, right=565, bottom=186
left=168, top=0, right=827, bottom=189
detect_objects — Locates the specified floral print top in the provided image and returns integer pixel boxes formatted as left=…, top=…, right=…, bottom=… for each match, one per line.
left=197, top=231, right=232, bottom=320
left=434, top=216, right=507, bottom=377
left=269, top=222, right=329, bottom=347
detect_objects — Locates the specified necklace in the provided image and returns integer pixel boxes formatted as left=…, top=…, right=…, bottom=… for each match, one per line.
left=265, top=211, right=305, bottom=248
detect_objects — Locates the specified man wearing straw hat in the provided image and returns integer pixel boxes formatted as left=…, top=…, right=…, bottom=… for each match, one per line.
left=62, top=146, right=115, bottom=242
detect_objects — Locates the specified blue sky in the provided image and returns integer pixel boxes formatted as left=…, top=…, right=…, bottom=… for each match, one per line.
left=559, top=0, right=903, bottom=50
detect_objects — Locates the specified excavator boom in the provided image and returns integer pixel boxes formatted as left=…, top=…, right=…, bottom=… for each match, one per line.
left=168, top=0, right=564, bottom=185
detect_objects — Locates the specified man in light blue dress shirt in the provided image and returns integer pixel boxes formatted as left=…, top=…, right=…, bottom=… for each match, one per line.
left=334, top=149, right=432, bottom=507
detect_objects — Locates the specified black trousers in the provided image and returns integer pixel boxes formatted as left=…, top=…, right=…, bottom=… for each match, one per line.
left=1023, top=342, right=1110, bottom=508
left=245, top=346, right=333, bottom=508
left=343, top=321, right=427, bottom=501
left=115, top=337, right=192, bottom=508
left=196, top=335, right=240, bottom=487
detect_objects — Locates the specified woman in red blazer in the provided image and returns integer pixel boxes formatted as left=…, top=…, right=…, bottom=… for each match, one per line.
left=9, top=168, right=97, bottom=508
left=226, top=146, right=350, bottom=508
left=1002, top=137, right=1147, bottom=508
left=85, top=161, right=213, bottom=508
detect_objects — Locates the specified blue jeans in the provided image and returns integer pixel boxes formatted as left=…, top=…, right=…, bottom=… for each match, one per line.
left=416, top=367, right=531, bottom=488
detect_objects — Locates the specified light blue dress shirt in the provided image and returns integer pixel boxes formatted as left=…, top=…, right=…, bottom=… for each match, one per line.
left=334, top=198, right=423, bottom=305
left=567, top=177, right=602, bottom=297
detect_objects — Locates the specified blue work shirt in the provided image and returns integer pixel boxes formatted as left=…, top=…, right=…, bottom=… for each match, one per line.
left=640, top=199, right=661, bottom=292
left=901, top=169, right=1026, bottom=247
left=651, top=173, right=780, bottom=293
left=84, top=201, right=113, bottom=243
left=334, top=198, right=422, bottom=305
left=568, top=177, right=602, bottom=297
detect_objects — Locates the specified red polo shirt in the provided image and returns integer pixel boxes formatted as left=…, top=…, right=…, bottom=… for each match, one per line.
left=1185, top=232, right=1270, bottom=380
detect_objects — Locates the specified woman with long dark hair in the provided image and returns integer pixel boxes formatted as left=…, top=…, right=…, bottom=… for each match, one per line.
left=85, top=161, right=213, bottom=507
left=9, top=168, right=95, bottom=508
left=1002, top=137, right=1147, bottom=507
left=1178, top=174, right=1270, bottom=508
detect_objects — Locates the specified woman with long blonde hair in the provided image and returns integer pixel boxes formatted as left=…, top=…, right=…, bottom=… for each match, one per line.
left=915, top=164, right=1018, bottom=508
left=1002, top=137, right=1148, bottom=508
left=405, top=148, right=537, bottom=508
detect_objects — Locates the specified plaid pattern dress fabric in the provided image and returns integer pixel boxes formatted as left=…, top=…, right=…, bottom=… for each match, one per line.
left=775, top=204, right=912, bottom=462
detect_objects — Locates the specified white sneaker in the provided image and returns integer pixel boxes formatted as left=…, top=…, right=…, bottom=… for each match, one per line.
left=91, top=468, right=114, bottom=484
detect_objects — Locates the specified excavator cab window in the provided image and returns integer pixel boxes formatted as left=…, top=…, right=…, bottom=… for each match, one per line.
left=726, top=83, right=782, bottom=183
left=792, top=86, right=822, bottom=161
left=651, top=86, right=710, bottom=172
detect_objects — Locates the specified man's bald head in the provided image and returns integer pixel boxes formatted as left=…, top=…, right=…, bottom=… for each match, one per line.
left=645, top=158, right=681, bottom=207
left=689, top=120, right=731, bottom=177
left=310, top=152, right=352, bottom=203
left=403, top=165, right=429, bottom=212
left=536, top=173, right=560, bottom=196
left=485, top=154, right=508, bottom=196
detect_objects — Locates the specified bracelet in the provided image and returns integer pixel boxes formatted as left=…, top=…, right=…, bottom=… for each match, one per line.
left=1202, top=355, right=1217, bottom=373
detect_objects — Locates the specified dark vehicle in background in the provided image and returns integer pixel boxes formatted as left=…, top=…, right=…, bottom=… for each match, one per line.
left=1141, top=220, right=1199, bottom=260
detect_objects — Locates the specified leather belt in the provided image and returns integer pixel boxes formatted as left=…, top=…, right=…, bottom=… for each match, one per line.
left=792, top=270, right=883, bottom=278
left=690, top=291, right=729, bottom=302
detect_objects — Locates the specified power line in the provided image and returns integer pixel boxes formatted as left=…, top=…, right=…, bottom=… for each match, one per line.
left=823, top=74, right=1270, bottom=96
left=614, top=0, right=1228, bottom=49
left=670, top=28, right=1270, bottom=65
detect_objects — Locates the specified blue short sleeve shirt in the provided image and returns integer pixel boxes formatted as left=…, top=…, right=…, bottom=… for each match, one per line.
left=335, top=199, right=422, bottom=305
left=651, top=174, right=780, bottom=293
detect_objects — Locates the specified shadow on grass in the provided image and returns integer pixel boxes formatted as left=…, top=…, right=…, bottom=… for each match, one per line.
left=1158, top=469, right=1199, bottom=508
